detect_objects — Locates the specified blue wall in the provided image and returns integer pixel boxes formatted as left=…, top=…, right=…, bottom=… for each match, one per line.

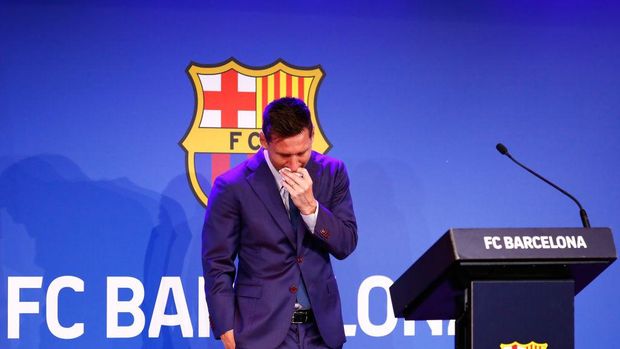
left=1, top=1, right=619, bottom=348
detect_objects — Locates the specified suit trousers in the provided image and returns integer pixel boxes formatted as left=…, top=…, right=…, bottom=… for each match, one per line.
left=276, top=321, right=342, bottom=349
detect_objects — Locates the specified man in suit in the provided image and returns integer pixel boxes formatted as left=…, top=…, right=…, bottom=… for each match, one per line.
left=202, top=97, right=358, bottom=349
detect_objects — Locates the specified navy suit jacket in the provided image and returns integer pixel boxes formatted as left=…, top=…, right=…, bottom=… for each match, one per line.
left=202, top=150, right=358, bottom=348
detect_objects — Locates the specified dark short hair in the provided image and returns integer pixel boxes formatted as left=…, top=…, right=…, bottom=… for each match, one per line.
left=262, top=97, right=313, bottom=142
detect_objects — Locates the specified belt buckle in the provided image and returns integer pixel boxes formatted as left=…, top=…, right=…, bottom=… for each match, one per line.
left=291, top=311, right=307, bottom=324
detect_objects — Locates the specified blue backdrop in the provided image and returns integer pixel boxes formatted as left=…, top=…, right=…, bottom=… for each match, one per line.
left=1, top=1, right=619, bottom=348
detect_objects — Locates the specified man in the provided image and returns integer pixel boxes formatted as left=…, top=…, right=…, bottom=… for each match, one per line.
left=202, top=97, right=358, bottom=349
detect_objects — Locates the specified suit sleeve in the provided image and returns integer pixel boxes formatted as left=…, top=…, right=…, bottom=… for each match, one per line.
left=312, top=161, right=358, bottom=260
left=202, top=176, right=240, bottom=338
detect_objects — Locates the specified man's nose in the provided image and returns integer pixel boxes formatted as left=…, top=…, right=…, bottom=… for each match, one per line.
left=287, top=158, right=301, bottom=172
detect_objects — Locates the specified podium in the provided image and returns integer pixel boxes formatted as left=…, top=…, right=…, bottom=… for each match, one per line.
left=389, top=228, right=616, bottom=349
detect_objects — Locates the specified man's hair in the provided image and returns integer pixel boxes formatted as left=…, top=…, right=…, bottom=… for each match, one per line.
left=262, top=97, right=314, bottom=142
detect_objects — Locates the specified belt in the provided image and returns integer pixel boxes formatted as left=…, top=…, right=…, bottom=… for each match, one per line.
left=291, top=309, right=314, bottom=324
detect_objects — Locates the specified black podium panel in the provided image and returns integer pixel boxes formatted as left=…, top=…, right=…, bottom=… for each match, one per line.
left=461, top=280, right=574, bottom=349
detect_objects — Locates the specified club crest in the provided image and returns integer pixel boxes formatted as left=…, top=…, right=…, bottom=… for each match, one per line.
left=499, top=341, right=549, bottom=349
left=180, top=58, right=331, bottom=206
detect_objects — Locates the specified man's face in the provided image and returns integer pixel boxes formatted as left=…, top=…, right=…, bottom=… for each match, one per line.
left=260, top=128, right=313, bottom=172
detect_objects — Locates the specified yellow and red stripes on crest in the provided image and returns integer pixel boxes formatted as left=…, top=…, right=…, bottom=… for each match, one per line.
left=255, top=71, right=311, bottom=129
left=211, top=70, right=313, bottom=184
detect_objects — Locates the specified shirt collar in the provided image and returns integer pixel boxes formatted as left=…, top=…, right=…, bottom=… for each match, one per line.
left=263, top=149, right=283, bottom=189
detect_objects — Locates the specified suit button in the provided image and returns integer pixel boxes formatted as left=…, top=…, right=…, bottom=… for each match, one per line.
left=320, top=229, right=330, bottom=239
left=296, top=256, right=303, bottom=264
left=289, top=285, right=298, bottom=294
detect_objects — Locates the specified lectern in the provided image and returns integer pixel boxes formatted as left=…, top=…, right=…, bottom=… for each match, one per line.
left=389, top=228, right=616, bottom=349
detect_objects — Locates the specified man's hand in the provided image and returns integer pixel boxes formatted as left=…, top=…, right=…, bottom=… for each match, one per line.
left=221, top=329, right=235, bottom=349
left=281, top=167, right=317, bottom=215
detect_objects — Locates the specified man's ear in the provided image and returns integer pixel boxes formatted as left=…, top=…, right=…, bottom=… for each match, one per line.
left=259, top=132, right=268, bottom=149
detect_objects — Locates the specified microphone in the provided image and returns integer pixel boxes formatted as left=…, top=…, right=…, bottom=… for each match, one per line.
left=495, top=143, right=591, bottom=228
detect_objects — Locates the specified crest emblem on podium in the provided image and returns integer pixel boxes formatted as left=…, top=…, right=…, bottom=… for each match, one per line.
left=499, top=341, right=548, bottom=349
left=180, top=58, right=331, bottom=206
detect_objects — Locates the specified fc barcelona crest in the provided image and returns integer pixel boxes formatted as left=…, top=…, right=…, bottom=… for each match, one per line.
left=180, top=58, right=331, bottom=206
left=500, top=341, right=549, bottom=349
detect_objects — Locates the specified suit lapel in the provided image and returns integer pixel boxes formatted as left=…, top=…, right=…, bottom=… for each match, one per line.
left=246, top=150, right=297, bottom=247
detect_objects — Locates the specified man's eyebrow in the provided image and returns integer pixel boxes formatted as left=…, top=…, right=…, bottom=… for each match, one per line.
left=275, top=147, right=310, bottom=157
